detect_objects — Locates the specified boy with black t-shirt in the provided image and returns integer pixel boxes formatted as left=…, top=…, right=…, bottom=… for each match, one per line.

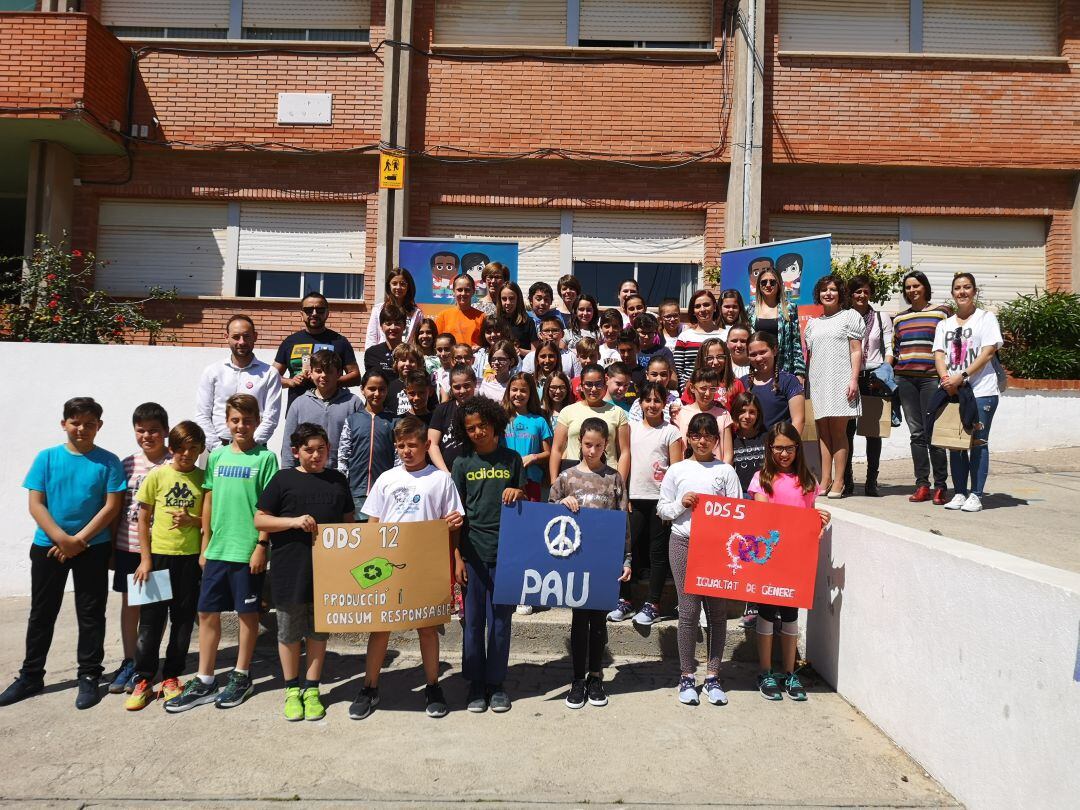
left=402, top=369, right=435, bottom=427
left=428, top=364, right=477, bottom=474
left=362, top=304, right=407, bottom=377
left=255, top=423, right=353, bottom=722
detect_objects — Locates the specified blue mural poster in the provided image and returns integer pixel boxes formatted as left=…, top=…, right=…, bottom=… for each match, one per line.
left=493, top=501, right=626, bottom=611
left=719, top=234, right=832, bottom=307
left=398, top=238, right=519, bottom=307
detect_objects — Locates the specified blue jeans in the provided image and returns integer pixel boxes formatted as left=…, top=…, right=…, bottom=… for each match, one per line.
left=949, top=395, right=999, bottom=497
left=462, top=560, right=513, bottom=688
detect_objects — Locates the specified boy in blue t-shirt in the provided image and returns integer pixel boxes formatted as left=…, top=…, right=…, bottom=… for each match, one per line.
left=0, top=397, right=126, bottom=710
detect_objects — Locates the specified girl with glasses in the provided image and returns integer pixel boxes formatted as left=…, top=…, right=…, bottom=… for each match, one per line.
left=478, top=341, right=517, bottom=403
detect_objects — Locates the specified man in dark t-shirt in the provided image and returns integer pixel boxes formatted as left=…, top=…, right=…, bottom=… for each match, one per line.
left=273, top=292, right=360, bottom=409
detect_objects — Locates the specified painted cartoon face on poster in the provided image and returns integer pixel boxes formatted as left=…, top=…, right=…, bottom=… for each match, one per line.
left=776, top=252, right=804, bottom=300
left=430, top=252, right=459, bottom=300
left=461, top=252, right=490, bottom=301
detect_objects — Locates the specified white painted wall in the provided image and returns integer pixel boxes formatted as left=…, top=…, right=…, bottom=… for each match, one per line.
left=0, top=343, right=287, bottom=597
left=808, top=509, right=1080, bottom=810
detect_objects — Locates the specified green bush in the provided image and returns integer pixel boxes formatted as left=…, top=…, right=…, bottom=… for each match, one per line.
left=997, top=289, right=1080, bottom=380
left=830, top=251, right=906, bottom=307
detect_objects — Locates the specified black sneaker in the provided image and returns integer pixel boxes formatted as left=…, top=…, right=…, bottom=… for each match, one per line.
left=565, top=679, right=586, bottom=709
left=75, top=675, right=101, bottom=710
left=585, top=674, right=608, bottom=707
left=784, top=671, right=808, bottom=701
left=164, top=677, right=218, bottom=713
left=425, top=683, right=449, bottom=718
left=757, top=671, right=783, bottom=701
left=487, top=685, right=511, bottom=713
left=466, top=681, right=487, bottom=713
left=214, top=671, right=253, bottom=709
left=0, top=676, right=44, bottom=707
left=348, top=685, right=379, bottom=720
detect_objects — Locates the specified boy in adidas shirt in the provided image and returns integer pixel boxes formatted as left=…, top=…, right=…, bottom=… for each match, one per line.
left=165, top=394, right=277, bottom=713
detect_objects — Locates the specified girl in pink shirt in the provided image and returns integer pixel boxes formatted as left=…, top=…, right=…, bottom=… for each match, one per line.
left=674, top=368, right=733, bottom=463
left=746, top=422, right=830, bottom=702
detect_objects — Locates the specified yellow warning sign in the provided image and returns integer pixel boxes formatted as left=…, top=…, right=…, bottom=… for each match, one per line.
left=379, top=152, right=405, bottom=189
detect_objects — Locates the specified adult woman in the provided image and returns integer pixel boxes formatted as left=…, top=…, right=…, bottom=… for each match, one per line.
left=567, top=293, right=599, bottom=351
left=617, top=279, right=641, bottom=326
left=475, top=262, right=510, bottom=317
left=674, top=290, right=722, bottom=387
left=892, top=271, right=951, bottom=504
left=549, top=363, right=631, bottom=484
left=365, top=267, right=424, bottom=346
left=843, top=275, right=893, bottom=497
left=498, top=282, right=539, bottom=358
left=739, top=332, right=805, bottom=433
left=717, top=289, right=749, bottom=341
left=804, top=275, right=864, bottom=498
left=748, top=267, right=805, bottom=380
left=932, top=273, right=1003, bottom=513
left=726, top=324, right=752, bottom=379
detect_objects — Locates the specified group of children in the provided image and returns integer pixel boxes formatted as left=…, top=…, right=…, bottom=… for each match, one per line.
left=1, top=266, right=831, bottom=719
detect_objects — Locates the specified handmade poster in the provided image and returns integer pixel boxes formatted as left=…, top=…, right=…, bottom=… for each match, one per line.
left=492, top=501, right=626, bottom=611
left=398, top=238, right=519, bottom=309
left=312, top=520, right=454, bottom=633
left=684, top=495, right=821, bottom=609
left=719, top=235, right=832, bottom=308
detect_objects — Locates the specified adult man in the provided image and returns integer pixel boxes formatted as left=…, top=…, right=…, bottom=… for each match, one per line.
left=273, top=292, right=360, bottom=409
left=194, top=315, right=282, bottom=452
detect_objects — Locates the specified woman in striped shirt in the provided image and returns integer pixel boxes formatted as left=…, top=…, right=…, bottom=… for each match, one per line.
left=673, top=290, right=722, bottom=388
left=892, top=271, right=952, bottom=504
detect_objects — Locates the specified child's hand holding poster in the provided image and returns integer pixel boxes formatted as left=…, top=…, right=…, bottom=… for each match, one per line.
left=684, top=496, right=821, bottom=609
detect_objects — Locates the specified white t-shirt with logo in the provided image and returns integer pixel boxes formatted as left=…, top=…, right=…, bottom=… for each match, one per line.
left=628, top=421, right=682, bottom=500
left=361, top=464, right=464, bottom=523
left=932, top=308, right=1003, bottom=398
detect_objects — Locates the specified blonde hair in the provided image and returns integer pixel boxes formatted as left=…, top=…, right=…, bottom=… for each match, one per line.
left=754, top=267, right=792, bottom=322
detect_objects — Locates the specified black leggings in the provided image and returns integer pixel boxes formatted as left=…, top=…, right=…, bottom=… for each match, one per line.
left=570, top=608, right=607, bottom=679
left=621, top=499, right=671, bottom=604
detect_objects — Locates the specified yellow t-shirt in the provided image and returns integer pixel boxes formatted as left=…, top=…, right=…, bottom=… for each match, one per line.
left=135, top=465, right=205, bottom=555
left=435, top=306, right=485, bottom=346
left=557, top=401, right=628, bottom=462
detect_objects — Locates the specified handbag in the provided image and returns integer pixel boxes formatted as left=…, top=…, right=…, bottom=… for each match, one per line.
left=930, top=401, right=973, bottom=451
left=857, top=396, right=892, bottom=438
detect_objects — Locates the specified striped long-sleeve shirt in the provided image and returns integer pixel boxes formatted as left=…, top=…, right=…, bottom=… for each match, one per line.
left=892, top=305, right=951, bottom=377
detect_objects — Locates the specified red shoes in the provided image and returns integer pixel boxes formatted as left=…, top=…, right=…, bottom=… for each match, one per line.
left=909, top=486, right=931, bottom=503
left=932, top=487, right=948, bottom=505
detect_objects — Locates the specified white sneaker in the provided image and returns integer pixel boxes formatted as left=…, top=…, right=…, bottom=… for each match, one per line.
left=515, top=605, right=534, bottom=615
left=698, top=609, right=707, bottom=629
left=960, top=493, right=983, bottom=512
left=943, top=494, right=967, bottom=510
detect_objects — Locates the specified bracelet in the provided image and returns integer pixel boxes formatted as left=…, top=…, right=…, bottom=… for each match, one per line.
left=256, top=539, right=269, bottom=548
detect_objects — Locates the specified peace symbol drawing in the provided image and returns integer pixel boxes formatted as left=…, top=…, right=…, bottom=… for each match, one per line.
left=544, top=515, right=582, bottom=558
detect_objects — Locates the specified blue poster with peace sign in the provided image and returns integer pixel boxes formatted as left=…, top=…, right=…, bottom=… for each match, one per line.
left=493, top=501, right=626, bottom=611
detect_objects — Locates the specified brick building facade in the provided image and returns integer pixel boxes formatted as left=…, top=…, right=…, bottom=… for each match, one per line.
left=1, top=1, right=1076, bottom=348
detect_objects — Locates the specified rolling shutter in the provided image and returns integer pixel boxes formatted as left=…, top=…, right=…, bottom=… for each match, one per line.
left=434, top=0, right=566, bottom=46
left=242, top=0, right=370, bottom=30
left=922, top=0, right=1058, bottom=56
left=429, top=206, right=563, bottom=294
left=778, top=0, right=909, bottom=53
left=238, top=203, right=365, bottom=273
left=95, top=200, right=228, bottom=296
left=579, top=0, right=711, bottom=43
left=910, top=217, right=1046, bottom=307
left=768, top=215, right=901, bottom=268
left=100, top=0, right=230, bottom=29
left=572, top=211, right=705, bottom=263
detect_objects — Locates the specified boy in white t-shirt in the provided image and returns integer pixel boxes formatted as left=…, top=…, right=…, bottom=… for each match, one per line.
left=350, top=416, right=465, bottom=721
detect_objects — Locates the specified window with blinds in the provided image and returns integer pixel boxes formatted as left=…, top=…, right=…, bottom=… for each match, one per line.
left=769, top=215, right=902, bottom=268
left=578, top=0, right=712, bottom=48
left=778, top=0, right=908, bottom=53
left=922, top=0, right=1057, bottom=57
left=242, top=0, right=371, bottom=41
left=102, top=0, right=230, bottom=39
left=434, top=0, right=567, bottom=46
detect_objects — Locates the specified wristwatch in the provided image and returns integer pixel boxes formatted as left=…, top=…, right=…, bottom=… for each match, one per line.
left=256, top=539, right=269, bottom=548
left=961, top=371, right=969, bottom=381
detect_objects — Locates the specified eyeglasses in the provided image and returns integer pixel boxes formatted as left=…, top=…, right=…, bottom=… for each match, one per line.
left=490, top=356, right=512, bottom=364
left=771, top=445, right=797, bottom=455
left=580, top=381, right=605, bottom=389
left=302, top=306, right=327, bottom=314
left=687, top=433, right=715, bottom=441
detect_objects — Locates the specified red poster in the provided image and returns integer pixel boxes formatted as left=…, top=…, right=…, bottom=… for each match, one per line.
left=684, top=496, right=821, bottom=609
left=798, top=304, right=823, bottom=364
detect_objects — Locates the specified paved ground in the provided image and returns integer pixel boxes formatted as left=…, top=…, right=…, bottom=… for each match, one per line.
left=0, top=596, right=956, bottom=809
left=843, top=446, right=1080, bottom=573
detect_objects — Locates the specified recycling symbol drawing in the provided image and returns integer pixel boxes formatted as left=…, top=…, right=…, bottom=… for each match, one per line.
left=544, top=515, right=581, bottom=558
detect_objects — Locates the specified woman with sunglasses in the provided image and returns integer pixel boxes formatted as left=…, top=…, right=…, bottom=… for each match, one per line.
left=892, top=271, right=952, bottom=504
left=365, top=267, right=424, bottom=347
left=932, top=273, right=1003, bottom=514
left=749, top=268, right=806, bottom=382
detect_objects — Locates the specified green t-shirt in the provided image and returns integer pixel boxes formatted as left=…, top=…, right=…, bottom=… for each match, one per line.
left=203, top=444, right=278, bottom=563
left=136, top=464, right=205, bottom=556
left=451, top=447, right=526, bottom=564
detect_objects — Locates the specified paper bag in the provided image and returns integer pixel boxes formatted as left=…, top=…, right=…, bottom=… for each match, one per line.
left=801, top=396, right=817, bottom=442
left=857, top=396, right=892, bottom=438
left=930, top=401, right=973, bottom=451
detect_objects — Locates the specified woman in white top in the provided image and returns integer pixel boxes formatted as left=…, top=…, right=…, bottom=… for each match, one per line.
left=365, top=267, right=424, bottom=347
left=843, top=274, right=894, bottom=497
left=932, top=273, right=1003, bottom=513
left=804, top=275, right=865, bottom=499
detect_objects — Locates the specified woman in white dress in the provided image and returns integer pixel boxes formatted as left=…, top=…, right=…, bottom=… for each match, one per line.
left=804, top=275, right=865, bottom=499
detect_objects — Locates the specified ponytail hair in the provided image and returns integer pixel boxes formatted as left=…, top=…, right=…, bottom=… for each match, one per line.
left=747, top=331, right=781, bottom=396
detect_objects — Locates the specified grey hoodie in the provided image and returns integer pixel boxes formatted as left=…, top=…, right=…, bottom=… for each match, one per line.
left=280, top=387, right=363, bottom=469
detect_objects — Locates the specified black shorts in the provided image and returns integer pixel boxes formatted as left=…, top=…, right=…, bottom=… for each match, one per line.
left=756, top=602, right=799, bottom=624
left=197, top=559, right=265, bottom=614
left=112, top=549, right=143, bottom=593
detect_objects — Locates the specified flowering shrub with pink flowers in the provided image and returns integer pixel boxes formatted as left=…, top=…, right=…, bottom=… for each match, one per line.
left=1, top=236, right=178, bottom=344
